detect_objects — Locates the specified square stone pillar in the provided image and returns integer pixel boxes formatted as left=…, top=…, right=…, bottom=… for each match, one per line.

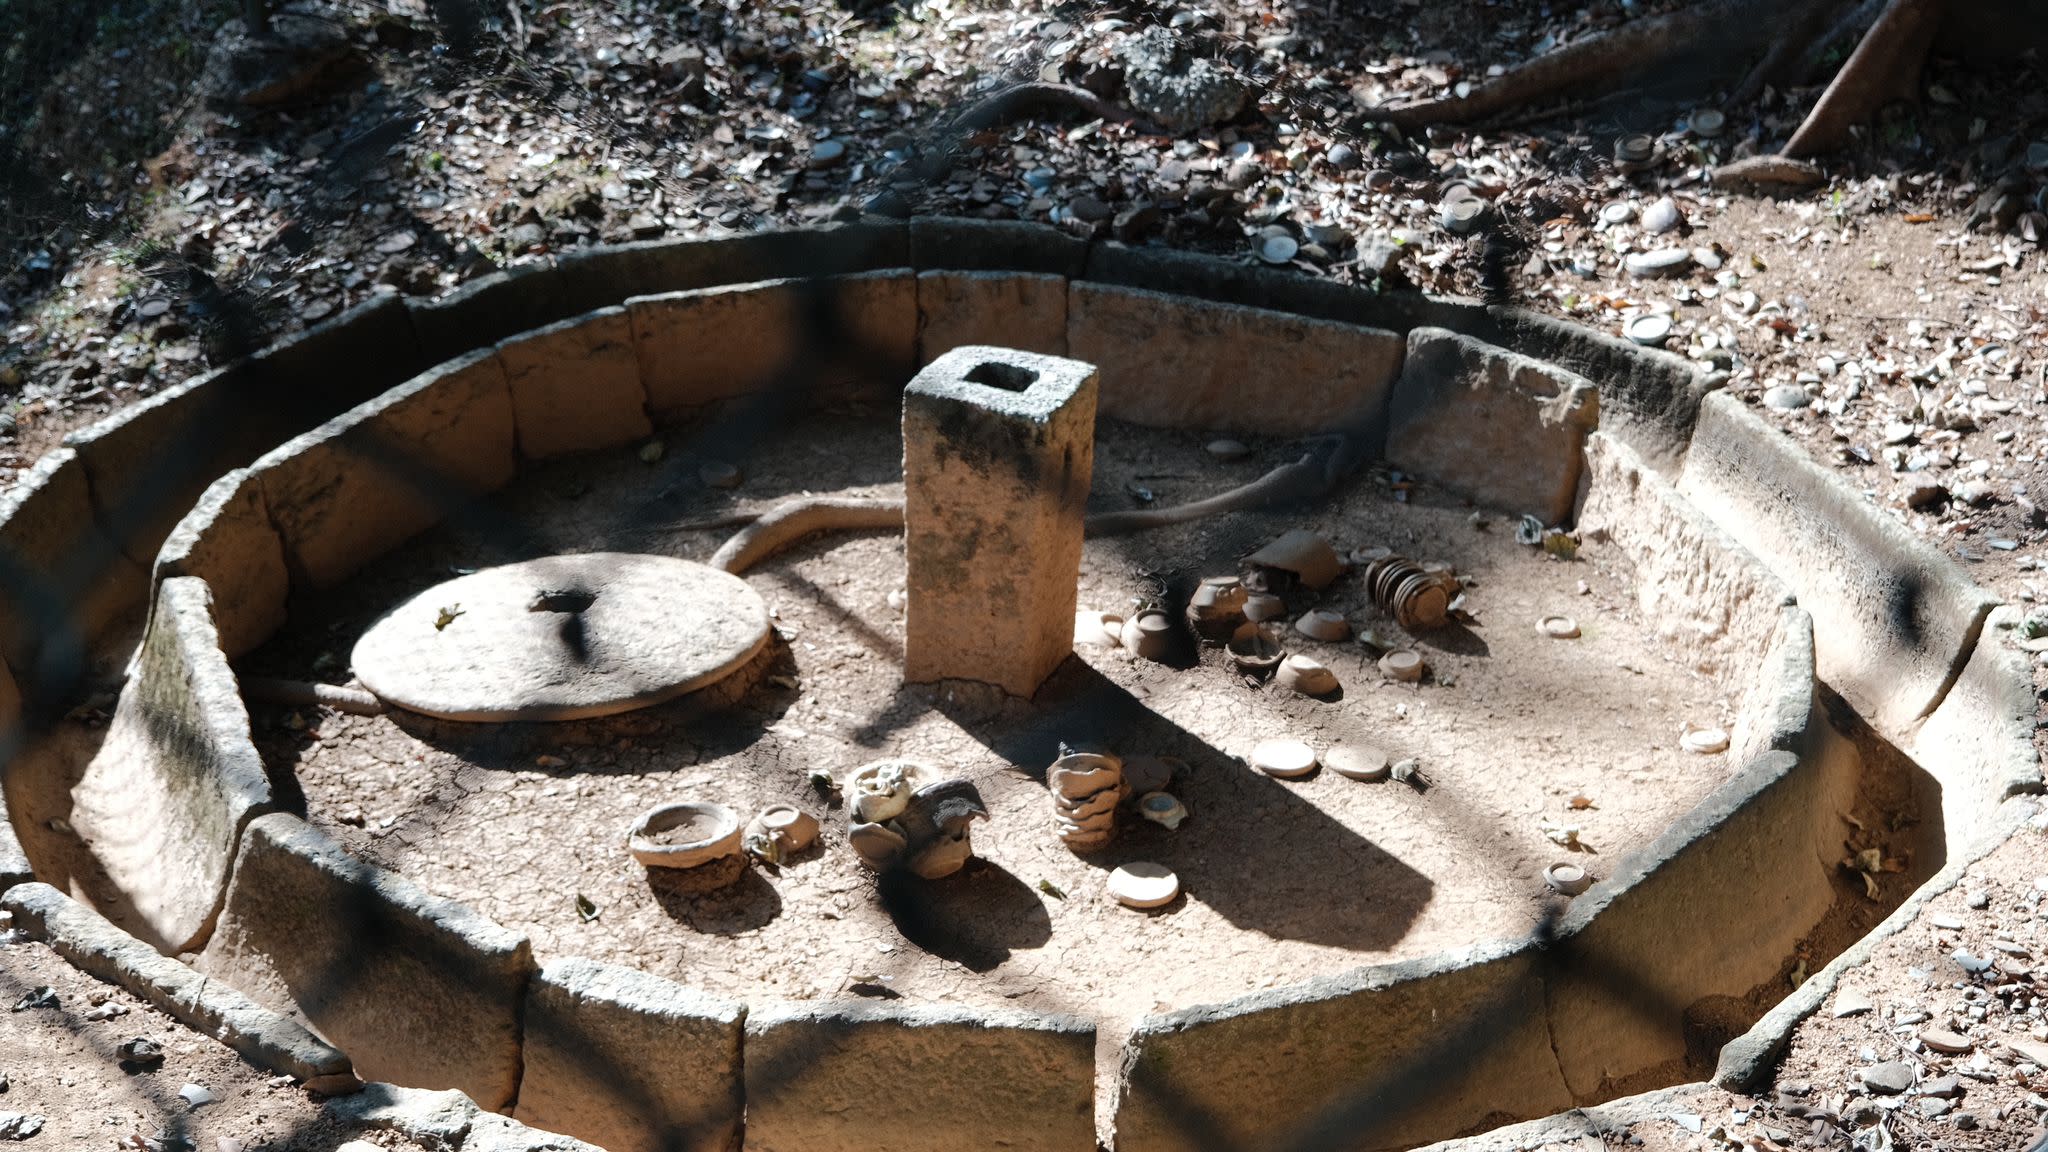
left=903, top=346, right=1097, bottom=697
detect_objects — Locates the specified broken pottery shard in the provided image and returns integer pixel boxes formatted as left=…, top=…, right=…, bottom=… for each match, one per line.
left=903, top=346, right=1099, bottom=697
left=1244, top=529, right=1342, bottom=591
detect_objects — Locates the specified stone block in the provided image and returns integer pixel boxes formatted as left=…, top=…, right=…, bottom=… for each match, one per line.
left=1066, top=282, right=1403, bottom=437
left=1546, top=748, right=1854, bottom=1100
left=257, top=291, right=431, bottom=430
left=916, top=271, right=1067, bottom=362
left=0, top=448, right=149, bottom=680
left=409, top=260, right=568, bottom=365
left=1386, top=327, right=1599, bottom=525
left=903, top=346, right=1097, bottom=696
left=1578, top=431, right=1792, bottom=674
left=254, top=347, right=516, bottom=589
left=1677, top=391, right=1998, bottom=736
left=153, top=469, right=290, bottom=659
left=201, top=812, right=533, bottom=1110
left=1113, top=942, right=1570, bottom=1152
left=1910, top=605, right=2044, bottom=839
left=66, top=577, right=272, bottom=953
left=496, top=307, right=653, bottom=459
left=515, top=956, right=744, bottom=1152
left=558, top=223, right=907, bottom=317
left=743, top=1002, right=1095, bottom=1152
left=1728, top=606, right=1820, bottom=768
left=1, top=882, right=357, bottom=1092
left=1081, top=241, right=1474, bottom=334
left=628, top=271, right=916, bottom=418
left=909, top=217, right=1087, bottom=277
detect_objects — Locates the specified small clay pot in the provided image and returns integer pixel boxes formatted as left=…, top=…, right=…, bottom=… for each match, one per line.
left=1680, top=725, right=1729, bottom=754
left=1294, top=609, right=1350, bottom=643
left=746, top=804, right=820, bottom=862
left=1227, top=624, right=1286, bottom=675
left=1122, top=611, right=1175, bottom=661
left=1137, top=791, right=1187, bottom=830
left=628, top=802, right=743, bottom=870
left=1187, top=576, right=1249, bottom=642
left=1624, top=313, right=1672, bottom=347
left=1536, top=615, right=1581, bottom=639
left=1242, top=593, right=1287, bottom=623
left=908, top=831, right=975, bottom=879
left=1378, top=649, right=1425, bottom=683
left=1276, top=654, right=1339, bottom=696
left=1075, top=610, right=1125, bottom=647
left=1544, top=862, right=1593, bottom=896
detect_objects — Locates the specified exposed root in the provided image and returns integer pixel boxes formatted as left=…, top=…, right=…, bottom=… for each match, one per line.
left=710, top=496, right=904, bottom=575
left=946, top=81, right=1147, bottom=135
left=707, top=454, right=1345, bottom=574
left=1781, top=0, right=1946, bottom=159
left=241, top=677, right=386, bottom=716
left=1729, top=0, right=1862, bottom=106
left=1710, top=155, right=1827, bottom=190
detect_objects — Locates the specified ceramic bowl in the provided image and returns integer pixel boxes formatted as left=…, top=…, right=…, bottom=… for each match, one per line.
left=1137, top=792, right=1187, bottom=830
left=1378, top=649, right=1425, bottom=683
left=1536, top=614, right=1581, bottom=639
left=1122, top=611, right=1175, bottom=661
left=747, top=804, right=821, bottom=860
left=1276, top=653, right=1339, bottom=696
left=628, top=802, right=743, bottom=870
left=1294, top=609, right=1350, bottom=643
left=844, top=759, right=942, bottom=823
left=1227, top=624, right=1286, bottom=675
left=1544, top=862, right=1593, bottom=896
left=1242, top=592, right=1287, bottom=622
left=1108, top=861, right=1181, bottom=909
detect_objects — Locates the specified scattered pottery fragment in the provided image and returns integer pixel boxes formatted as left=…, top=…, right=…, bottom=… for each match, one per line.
left=744, top=804, right=820, bottom=864
left=1687, top=108, right=1726, bottom=138
left=1075, top=610, right=1125, bottom=647
left=1536, top=615, right=1581, bottom=639
left=1613, top=132, right=1656, bottom=172
left=1122, top=611, right=1175, bottom=662
left=848, top=821, right=908, bottom=870
left=1206, top=438, right=1252, bottom=461
left=1680, top=725, right=1730, bottom=754
left=1251, top=738, right=1318, bottom=779
left=1377, top=649, right=1425, bottom=683
left=1123, top=754, right=1180, bottom=796
left=1051, top=750, right=1124, bottom=850
left=1624, top=313, right=1672, bottom=347
left=1242, top=592, right=1287, bottom=623
left=1244, top=529, right=1343, bottom=592
left=1276, top=654, right=1339, bottom=696
left=1108, top=861, right=1181, bottom=909
left=1624, top=248, right=1691, bottom=278
left=1544, top=862, right=1593, bottom=896
left=1326, top=743, right=1390, bottom=782
left=1763, top=384, right=1811, bottom=411
left=1138, top=792, right=1188, bottom=830
left=1294, top=609, right=1350, bottom=643
left=850, top=761, right=919, bottom=823
left=895, top=778, right=990, bottom=879
left=628, top=802, right=744, bottom=871
left=1440, top=195, right=1486, bottom=234
left=1356, top=553, right=1457, bottom=630
left=1257, top=234, right=1299, bottom=264
left=844, top=759, right=985, bottom=876
left=1599, top=201, right=1636, bottom=226
left=1226, top=624, right=1286, bottom=675
left=1187, top=576, right=1250, bottom=641
left=700, top=461, right=743, bottom=489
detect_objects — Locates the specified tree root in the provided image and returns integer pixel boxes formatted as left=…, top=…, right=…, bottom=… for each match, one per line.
left=947, top=81, right=1147, bottom=134
left=1365, top=0, right=1779, bottom=130
left=241, top=677, right=386, bottom=716
left=1710, top=155, right=1827, bottom=190
left=1781, top=0, right=1946, bottom=159
left=706, top=453, right=1341, bottom=575
left=1729, top=0, right=1861, bottom=106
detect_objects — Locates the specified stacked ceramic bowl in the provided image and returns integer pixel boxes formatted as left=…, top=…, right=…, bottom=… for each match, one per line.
left=1355, top=553, right=1458, bottom=631
left=1049, top=751, right=1124, bottom=852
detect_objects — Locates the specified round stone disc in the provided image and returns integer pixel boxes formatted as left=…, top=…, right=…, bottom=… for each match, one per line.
left=352, top=553, right=771, bottom=722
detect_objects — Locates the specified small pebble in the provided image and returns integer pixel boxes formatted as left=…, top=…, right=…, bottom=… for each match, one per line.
left=1325, top=143, right=1360, bottom=170
left=807, top=139, right=847, bottom=170
left=1967, top=888, right=1990, bottom=909
left=1205, top=438, right=1251, bottom=461
left=1920, top=1028, right=1973, bottom=1054
left=1257, top=234, right=1298, bottom=264
left=1640, top=196, right=1682, bottom=234
left=178, top=1084, right=214, bottom=1109
left=1861, top=1061, right=1915, bottom=1095
left=700, top=461, right=743, bottom=489
left=1763, top=385, right=1813, bottom=411
left=1624, top=248, right=1692, bottom=278
left=1599, top=201, right=1636, bottom=225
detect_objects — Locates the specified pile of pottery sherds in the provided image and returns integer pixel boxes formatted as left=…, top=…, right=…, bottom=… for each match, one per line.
left=628, top=798, right=821, bottom=892
left=844, top=758, right=989, bottom=879
left=1049, top=749, right=1189, bottom=852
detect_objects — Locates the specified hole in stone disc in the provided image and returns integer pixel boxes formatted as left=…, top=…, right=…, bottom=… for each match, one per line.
left=965, top=362, right=1038, bottom=393
left=528, top=588, right=598, bottom=614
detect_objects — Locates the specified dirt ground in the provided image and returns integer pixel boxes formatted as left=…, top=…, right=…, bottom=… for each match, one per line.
left=0, top=928, right=414, bottom=1152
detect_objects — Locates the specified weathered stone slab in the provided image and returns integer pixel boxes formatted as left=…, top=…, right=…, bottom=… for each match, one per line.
left=497, top=306, right=653, bottom=459
left=628, top=271, right=917, bottom=418
left=514, top=957, right=744, bottom=1152
left=743, top=1002, right=1095, bottom=1152
left=409, top=260, right=567, bottom=365
left=1387, top=327, right=1598, bottom=525
left=1066, top=282, right=1404, bottom=437
left=201, top=812, right=533, bottom=1110
left=0, top=737, right=29, bottom=891
left=153, top=469, right=290, bottom=659
left=1081, top=240, right=1478, bottom=334
left=0, top=448, right=149, bottom=682
left=1910, top=605, right=2043, bottom=839
left=256, top=291, right=431, bottom=429
left=909, top=217, right=1087, bottom=277
left=1677, top=390, right=1998, bottom=736
left=558, top=223, right=907, bottom=317
left=67, top=577, right=271, bottom=953
left=903, top=347, right=1097, bottom=697
left=1578, top=431, right=1792, bottom=675
left=1728, top=607, right=1820, bottom=768
left=2, top=882, right=357, bottom=1092
left=916, top=271, right=1067, bottom=362
left=1114, top=942, right=1570, bottom=1152
left=253, top=347, right=516, bottom=589
left=1546, top=747, right=1854, bottom=1100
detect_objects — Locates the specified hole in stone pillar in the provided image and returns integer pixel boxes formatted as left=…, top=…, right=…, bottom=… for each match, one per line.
left=965, top=362, right=1038, bottom=393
